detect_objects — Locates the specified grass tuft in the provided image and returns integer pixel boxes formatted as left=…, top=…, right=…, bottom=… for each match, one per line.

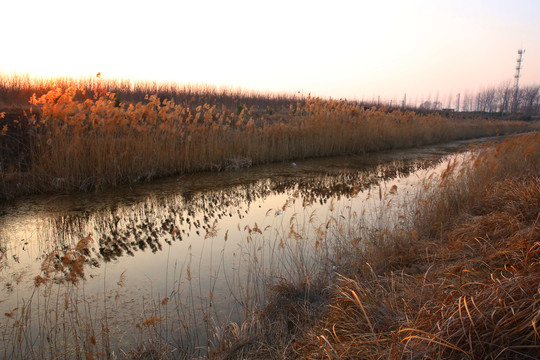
left=212, top=132, right=540, bottom=359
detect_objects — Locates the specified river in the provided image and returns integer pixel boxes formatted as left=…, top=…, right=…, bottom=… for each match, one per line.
left=0, top=138, right=481, bottom=358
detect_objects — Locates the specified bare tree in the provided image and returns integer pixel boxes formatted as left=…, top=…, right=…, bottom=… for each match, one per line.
left=485, top=88, right=497, bottom=112
left=496, top=82, right=513, bottom=113
left=464, top=82, right=539, bottom=115
left=461, top=92, right=471, bottom=112
left=520, top=85, right=540, bottom=115
left=475, top=91, right=484, bottom=112
left=419, top=100, right=433, bottom=110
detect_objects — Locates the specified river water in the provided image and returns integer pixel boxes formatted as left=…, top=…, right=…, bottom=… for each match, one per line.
left=0, top=139, right=479, bottom=358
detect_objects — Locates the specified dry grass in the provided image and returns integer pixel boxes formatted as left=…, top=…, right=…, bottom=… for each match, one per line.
left=212, top=132, right=540, bottom=359
left=1, top=131, right=537, bottom=359
left=0, top=72, right=296, bottom=110
left=0, top=85, right=535, bottom=199
left=211, top=279, right=329, bottom=360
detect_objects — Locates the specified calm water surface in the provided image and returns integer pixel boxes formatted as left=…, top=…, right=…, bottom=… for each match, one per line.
left=0, top=139, right=480, bottom=358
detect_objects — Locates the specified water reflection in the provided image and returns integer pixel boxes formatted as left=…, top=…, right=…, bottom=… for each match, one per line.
left=25, top=157, right=438, bottom=274
left=0, top=139, right=472, bottom=357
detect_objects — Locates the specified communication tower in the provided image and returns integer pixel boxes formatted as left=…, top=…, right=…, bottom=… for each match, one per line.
left=512, top=49, right=525, bottom=112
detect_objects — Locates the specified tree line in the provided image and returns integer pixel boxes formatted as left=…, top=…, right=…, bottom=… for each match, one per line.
left=419, top=82, right=540, bottom=115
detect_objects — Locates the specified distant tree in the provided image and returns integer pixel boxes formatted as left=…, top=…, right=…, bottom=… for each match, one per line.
left=446, top=92, right=453, bottom=109
left=433, top=92, right=441, bottom=110
left=419, top=100, right=432, bottom=110
left=485, top=88, right=497, bottom=112
left=462, top=93, right=472, bottom=112
left=475, top=89, right=497, bottom=112
left=414, top=81, right=539, bottom=115
left=496, top=82, right=512, bottom=113
left=475, top=92, right=483, bottom=112
left=520, top=85, right=540, bottom=115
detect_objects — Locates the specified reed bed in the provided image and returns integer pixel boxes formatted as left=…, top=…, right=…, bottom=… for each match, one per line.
left=211, top=131, right=540, bottom=359
left=2, top=132, right=537, bottom=359
left=0, top=85, right=535, bottom=199
left=1, top=234, right=222, bottom=360
left=0, top=73, right=296, bottom=110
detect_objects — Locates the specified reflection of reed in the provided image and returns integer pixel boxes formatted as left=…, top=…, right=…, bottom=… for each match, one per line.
left=34, top=156, right=442, bottom=273
left=38, top=236, right=96, bottom=284
left=0, top=145, right=465, bottom=358
left=2, top=133, right=536, bottom=358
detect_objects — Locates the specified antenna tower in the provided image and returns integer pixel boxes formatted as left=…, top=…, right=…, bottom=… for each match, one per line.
left=512, top=49, right=525, bottom=112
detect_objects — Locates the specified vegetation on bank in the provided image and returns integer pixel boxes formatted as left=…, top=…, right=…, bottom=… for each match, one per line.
left=2, top=73, right=540, bottom=116
left=0, top=94, right=537, bottom=358
left=211, top=131, right=540, bottom=359
left=0, top=84, right=536, bottom=200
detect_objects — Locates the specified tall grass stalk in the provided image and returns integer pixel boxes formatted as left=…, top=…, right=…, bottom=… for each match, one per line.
left=1, top=87, right=535, bottom=199
left=211, top=132, right=540, bottom=359
left=3, top=133, right=537, bottom=359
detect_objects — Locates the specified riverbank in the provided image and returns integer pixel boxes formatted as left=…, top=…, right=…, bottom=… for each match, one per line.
left=0, top=88, right=536, bottom=200
left=0, top=131, right=537, bottom=359
left=210, top=131, right=540, bottom=359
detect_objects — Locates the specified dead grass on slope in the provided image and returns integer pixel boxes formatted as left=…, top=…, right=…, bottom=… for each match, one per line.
left=212, top=132, right=540, bottom=359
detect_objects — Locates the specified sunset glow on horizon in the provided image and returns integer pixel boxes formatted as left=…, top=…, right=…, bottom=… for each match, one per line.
left=1, top=0, right=539, bottom=105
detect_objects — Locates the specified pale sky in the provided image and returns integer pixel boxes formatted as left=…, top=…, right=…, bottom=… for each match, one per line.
left=1, top=0, right=539, bottom=104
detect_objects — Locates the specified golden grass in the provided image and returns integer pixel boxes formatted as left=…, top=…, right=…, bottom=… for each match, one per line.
left=211, top=132, right=540, bottom=359
left=0, top=86, right=536, bottom=199
left=2, top=132, right=538, bottom=359
left=0, top=72, right=296, bottom=109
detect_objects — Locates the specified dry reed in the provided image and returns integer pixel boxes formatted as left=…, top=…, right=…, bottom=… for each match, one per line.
left=212, top=132, right=540, bottom=359
left=1, top=85, right=535, bottom=200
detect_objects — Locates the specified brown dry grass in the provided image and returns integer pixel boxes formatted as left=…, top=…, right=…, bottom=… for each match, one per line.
left=1, top=86, right=535, bottom=200
left=211, top=132, right=540, bottom=359
left=212, top=279, right=329, bottom=360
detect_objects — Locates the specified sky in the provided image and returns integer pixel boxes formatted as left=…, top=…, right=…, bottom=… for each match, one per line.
left=1, top=0, right=539, bottom=105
